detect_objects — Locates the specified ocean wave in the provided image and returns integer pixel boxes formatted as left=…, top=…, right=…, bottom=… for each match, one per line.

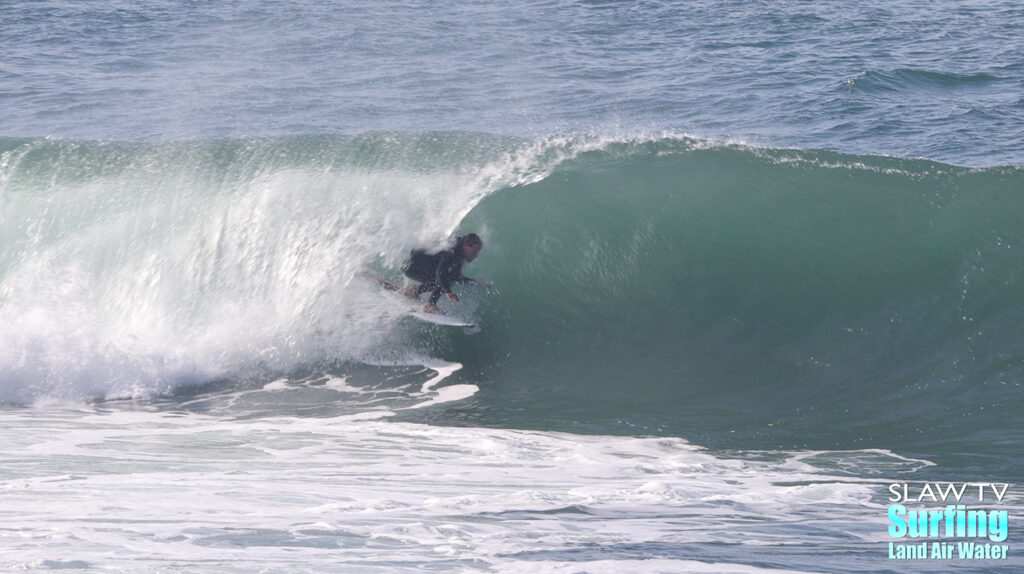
left=842, top=68, right=1006, bottom=93
left=2, top=133, right=1021, bottom=465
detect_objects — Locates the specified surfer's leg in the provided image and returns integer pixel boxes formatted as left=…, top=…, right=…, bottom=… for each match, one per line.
left=413, top=284, right=444, bottom=314
left=404, top=269, right=431, bottom=283
left=415, top=281, right=438, bottom=298
left=427, top=285, right=445, bottom=306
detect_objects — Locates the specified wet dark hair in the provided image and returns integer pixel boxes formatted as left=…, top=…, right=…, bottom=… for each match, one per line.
left=459, top=233, right=483, bottom=247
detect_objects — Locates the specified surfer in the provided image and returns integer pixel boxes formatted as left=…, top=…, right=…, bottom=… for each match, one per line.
left=402, top=233, right=488, bottom=314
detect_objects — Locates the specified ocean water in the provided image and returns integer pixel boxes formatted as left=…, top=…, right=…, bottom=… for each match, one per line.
left=1, top=2, right=1023, bottom=572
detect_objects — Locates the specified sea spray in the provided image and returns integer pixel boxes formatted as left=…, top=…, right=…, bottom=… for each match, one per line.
left=0, top=132, right=620, bottom=403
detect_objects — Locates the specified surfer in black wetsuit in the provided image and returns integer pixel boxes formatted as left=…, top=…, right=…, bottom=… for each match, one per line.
left=402, top=233, right=488, bottom=314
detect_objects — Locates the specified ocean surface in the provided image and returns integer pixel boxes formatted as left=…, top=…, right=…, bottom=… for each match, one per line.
left=2, top=1, right=1023, bottom=572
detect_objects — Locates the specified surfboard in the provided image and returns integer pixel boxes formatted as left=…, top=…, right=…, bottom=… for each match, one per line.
left=409, top=311, right=476, bottom=328
left=361, top=275, right=476, bottom=328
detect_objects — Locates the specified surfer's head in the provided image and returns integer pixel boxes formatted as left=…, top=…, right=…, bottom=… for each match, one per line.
left=459, top=233, right=483, bottom=262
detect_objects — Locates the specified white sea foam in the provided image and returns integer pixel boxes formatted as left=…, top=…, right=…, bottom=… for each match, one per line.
left=0, top=134, right=609, bottom=406
left=0, top=406, right=970, bottom=573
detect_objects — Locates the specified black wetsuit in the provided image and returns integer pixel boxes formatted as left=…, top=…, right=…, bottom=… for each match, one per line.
left=402, top=241, right=475, bottom=305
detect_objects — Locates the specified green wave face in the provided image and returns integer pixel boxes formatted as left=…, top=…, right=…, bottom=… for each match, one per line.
left=455, top=141, right=1024, bottom=452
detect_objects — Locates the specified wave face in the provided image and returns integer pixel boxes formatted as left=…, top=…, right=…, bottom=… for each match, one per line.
left=2, top=133, right=1022, bottom=472
left=454, top=138, right=1024, bottom=464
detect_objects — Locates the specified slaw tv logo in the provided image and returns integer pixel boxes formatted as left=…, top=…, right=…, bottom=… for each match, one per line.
left=887, top=483, right=1010, bottom=561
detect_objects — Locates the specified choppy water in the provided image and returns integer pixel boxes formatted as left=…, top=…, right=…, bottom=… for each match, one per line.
left=3, top=1, right=1022, bottom=165
left=2, top=1, right=1022, bottom=572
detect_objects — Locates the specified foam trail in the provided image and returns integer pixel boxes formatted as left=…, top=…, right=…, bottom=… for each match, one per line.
left=1, top=407, right=979, bottom=573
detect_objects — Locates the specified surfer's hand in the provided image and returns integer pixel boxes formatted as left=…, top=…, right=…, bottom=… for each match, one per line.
left=446, top=292, right=460, bottom=302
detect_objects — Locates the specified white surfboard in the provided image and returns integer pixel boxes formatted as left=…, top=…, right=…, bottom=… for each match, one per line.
left=409, top=310, right=476, bottom=328
left=362, top=275, right=477, bottom=328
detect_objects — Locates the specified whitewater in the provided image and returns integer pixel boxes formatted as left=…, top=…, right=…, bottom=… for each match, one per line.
left=2, top=1, right=1023, bottom=572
